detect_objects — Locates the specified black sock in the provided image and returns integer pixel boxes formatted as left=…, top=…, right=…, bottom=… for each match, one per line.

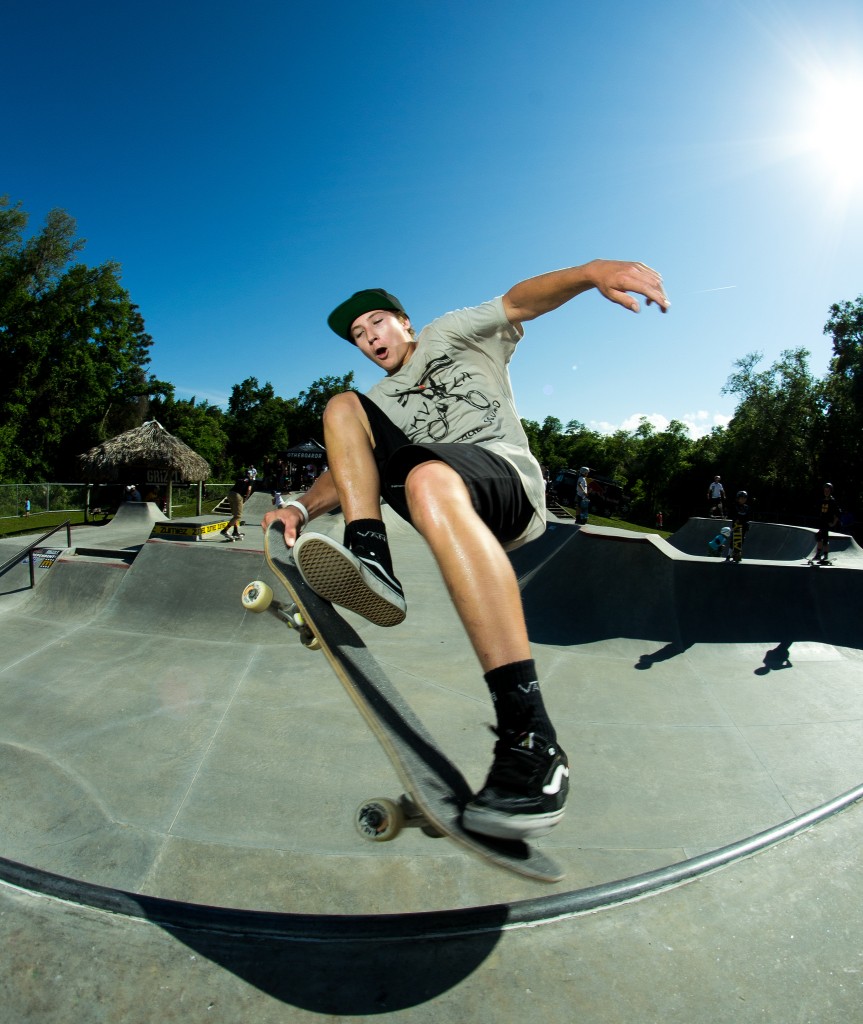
left=484, top=660, right=555, bottom=740
left=344, top=519, right=395, bottom=575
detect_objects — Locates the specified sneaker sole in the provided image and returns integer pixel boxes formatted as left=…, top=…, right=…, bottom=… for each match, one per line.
left=294, top=535, right=406, bottom=627
left=461, top=805, right=566, bottom=841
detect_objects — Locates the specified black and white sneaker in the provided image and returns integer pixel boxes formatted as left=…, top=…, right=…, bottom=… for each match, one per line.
left=462, top=730, right=569, bottom=840
left=220, top=527, right=231, bottom=540
left=232, top=532, right=245, bottom=541
left=292, top=533, right=406, bottom=627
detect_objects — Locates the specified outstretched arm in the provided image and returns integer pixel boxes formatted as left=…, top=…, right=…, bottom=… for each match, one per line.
left=502, top=259, right=670, bottom=324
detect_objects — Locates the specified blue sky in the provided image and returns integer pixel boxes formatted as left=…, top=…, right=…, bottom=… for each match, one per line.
left=4, top=0, right=863, bottom=439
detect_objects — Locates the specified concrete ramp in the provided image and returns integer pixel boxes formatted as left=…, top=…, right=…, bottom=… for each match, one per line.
left=668, top=517, right=816, bottom=560
left=521, top=523, right=862, bottom=649
left=11, top=558, right=130, bottom=624
left=668, top=516, right=863, bottom=564
left=103, top=501, right=168, bottom=529
left=90, top=539, right=292, bottom=643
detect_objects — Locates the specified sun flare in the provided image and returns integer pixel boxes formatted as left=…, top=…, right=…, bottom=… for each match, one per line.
left=799, top=68, right=863, bottom=197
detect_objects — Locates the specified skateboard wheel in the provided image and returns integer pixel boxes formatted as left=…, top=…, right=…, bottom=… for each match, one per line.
left=242, top=580, right=273, bottom=612
left=356, top=798, right=404, bottom=842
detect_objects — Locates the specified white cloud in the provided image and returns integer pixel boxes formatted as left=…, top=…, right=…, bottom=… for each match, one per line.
left=589, top=411, right=732, bottom=439
left=173, top=385, right=232, bottom=407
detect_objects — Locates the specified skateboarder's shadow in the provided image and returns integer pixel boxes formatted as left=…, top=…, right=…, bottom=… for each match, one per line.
left=753, top=642, right=793, bottom=675
left=634, top=641, right=693, bottom=670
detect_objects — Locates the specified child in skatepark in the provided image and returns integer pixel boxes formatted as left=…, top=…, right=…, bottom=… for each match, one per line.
left=726, top=490, right=752, bottom=562
left=812, top=482, right=840, bottom=564
left=262, top=259, right=670, bottom=841
left=708, top=525, right=731, bottom=557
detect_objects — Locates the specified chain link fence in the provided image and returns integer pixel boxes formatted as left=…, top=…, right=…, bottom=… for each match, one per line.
left=0, top=482, right=236, bottom=523
left=0, top=483, right=91, bottom=521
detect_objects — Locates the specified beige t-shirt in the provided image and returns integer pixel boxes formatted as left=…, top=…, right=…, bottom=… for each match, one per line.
left=365, top=296, right=546, bottom=548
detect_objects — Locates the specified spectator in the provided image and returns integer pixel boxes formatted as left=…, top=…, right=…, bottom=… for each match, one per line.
left=707, top=475, right=725, bottom=518
left=576, top=467, right=590, bottom=524
left=812, top=482, right=840, bottom=564
left=222, top=473, right=251, bottom=541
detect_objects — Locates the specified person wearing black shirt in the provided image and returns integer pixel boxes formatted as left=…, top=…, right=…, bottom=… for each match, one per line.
left=813, top=482, right=840, bottom=563
left=726, top=490, right=751, bottom=562
left=222, top=474, right=251, bottom=541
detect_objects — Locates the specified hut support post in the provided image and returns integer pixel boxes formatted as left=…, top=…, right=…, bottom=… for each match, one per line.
left=196, top=481, right=203, bottom=516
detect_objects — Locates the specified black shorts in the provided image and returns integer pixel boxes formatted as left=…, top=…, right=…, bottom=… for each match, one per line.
left=357, top=393, right=533, bottom=545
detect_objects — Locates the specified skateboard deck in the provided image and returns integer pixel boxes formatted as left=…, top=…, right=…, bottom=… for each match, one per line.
left=731, top=522, right=743, bottom=562
left=244, top=521, right=564, bottom=883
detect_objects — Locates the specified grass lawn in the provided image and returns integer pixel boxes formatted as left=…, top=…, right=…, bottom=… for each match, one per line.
left=0, top=510, right=91, bottom=541
left=550, top=507, right=672, bottom=539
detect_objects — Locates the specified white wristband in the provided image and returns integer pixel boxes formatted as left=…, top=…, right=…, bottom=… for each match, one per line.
left=284, top=499, right=309, bottom=526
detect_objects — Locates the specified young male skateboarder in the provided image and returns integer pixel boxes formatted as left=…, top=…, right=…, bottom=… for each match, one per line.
left=813, top=482, right=840, bottom=563
left=726, top=490, right=751, bottom=562
left=262, top=259, right=670, bottom=841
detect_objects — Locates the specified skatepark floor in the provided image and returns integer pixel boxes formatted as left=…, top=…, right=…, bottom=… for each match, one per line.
left=1, top=498, right=861, bottom=1022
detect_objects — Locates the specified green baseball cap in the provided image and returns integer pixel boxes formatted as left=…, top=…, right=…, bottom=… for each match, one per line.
left=327, top=288, right=407, bottom=343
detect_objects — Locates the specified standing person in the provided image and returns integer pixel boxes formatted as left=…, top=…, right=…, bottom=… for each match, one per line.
left=576, top=467, right=590, bottom=524
left=813, top=482, right=840, bottom=564
left=726, top=490, right=751, bottom=562
left=223, top=472, right=251, bottom=541
left=263, top=258, right=670, bottom=840
left=23, top=498, right=31, bottom=518
left=246, top=465, right=258, bottom=488
left=707, top=475, right=725, bottom=518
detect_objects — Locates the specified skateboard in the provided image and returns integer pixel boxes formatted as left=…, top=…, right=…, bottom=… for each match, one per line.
left=241, top=521, right=564, bottom=883
left=730, top=522, right=743, bottom=562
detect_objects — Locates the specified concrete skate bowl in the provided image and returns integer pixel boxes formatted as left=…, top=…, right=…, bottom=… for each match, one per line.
left=667, top=516, right=863, bottom=564
left=2, top=519, right=863, bottom=981
left=518, top=522, right=863, bottom=647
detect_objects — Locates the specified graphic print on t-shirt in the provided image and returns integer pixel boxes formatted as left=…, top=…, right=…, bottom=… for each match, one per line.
left=383, top=354, right=501, bottom=443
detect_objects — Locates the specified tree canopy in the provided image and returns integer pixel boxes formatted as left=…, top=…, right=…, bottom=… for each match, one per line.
left=0, top=196, right=168, bottom=479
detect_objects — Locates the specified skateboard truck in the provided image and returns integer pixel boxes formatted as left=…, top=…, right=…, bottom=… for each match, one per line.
left=355, top=794, right=446, bottom=842
left=241, top=579, right=321, bottom=650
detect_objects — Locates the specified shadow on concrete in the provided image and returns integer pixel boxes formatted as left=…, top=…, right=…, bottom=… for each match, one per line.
left=174, top=923, right=503, bottom=1014
left=753, top=642, right=794, bottom=676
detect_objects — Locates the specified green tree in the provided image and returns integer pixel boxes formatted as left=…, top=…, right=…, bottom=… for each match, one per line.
left=289, top=372, right=357, bottom=443
left=0, top=196, right=167, bottom=480
left=224, top=377, right=293, bottom=473
left=821, top=295, right=863, bottom=517
left=151, top=392, right=231, bottom=477
left=628, top=418, right=693, bottom=524
left=721, top=348, right=823, bottom=521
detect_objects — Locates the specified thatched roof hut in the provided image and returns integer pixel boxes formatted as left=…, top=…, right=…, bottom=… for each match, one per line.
left=79, top=420, right=210, bottom=519
left=79, top=420, right=211, bottom=482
